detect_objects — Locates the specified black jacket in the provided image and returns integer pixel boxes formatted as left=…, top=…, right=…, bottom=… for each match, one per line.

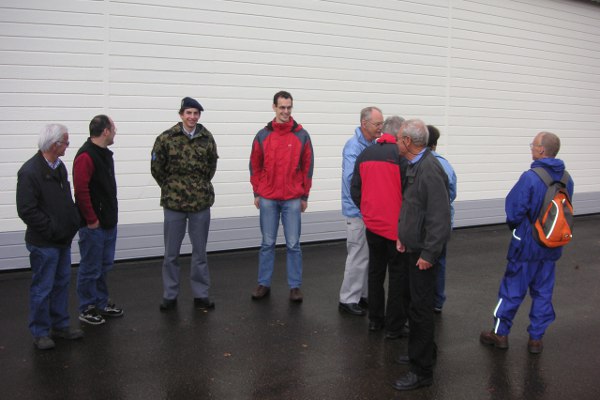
left=74, top=139, right=118, bottom=228
left=398, top=149, right=451, bottom=264
left=16, top=152, right=80, bottom=248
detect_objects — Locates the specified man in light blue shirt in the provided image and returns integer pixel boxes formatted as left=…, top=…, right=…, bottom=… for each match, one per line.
left=427, top=125, right=457, bottom=313
left=339, top=107, right=384, bottom=316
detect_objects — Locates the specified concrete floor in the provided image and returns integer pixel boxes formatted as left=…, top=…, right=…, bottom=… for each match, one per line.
left=1, top=214, right=599, bottom=400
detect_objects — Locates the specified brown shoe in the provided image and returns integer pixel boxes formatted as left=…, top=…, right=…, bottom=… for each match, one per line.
left=480, top=330, right=509, bottom=349
left=251, top=285, right=270, bottom=300
left=527, top=338, right=543, bottom=354
left=289, top=288, right=303, bottom=303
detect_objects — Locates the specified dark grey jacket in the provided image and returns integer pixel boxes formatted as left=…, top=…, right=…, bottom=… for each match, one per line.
left=398, top=149, right=451, bottom=264
left=16, top=152, right=80, bottom=248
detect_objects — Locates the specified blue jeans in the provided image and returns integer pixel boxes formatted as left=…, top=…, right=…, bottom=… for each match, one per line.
left=77, top=226, right=117, bottom=312
left=434, top=244, right=448, bottom=309
left=258, top=197, right=302, bottom=288
left=27, top=243, right=72, bottom=338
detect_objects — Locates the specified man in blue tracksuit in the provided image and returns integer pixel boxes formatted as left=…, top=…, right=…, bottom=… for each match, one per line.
left=480, top=131, right=574, bottom=354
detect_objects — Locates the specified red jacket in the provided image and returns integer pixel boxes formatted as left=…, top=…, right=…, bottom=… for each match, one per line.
left=350, top=134, right=403, bottom=240
left=249, top=117, right=314, bottom=201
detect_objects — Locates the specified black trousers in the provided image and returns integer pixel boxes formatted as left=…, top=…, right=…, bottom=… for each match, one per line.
left=402, top=251, right=437, bottom=377
left=365, top=229, right=407, bottom=333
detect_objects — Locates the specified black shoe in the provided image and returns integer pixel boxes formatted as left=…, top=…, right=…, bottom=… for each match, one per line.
left=395, top=355, right=410, bottom=365
left=338, top=302, right=366, bottom=316
left=392, top=371, right=433, bottom=391
left=385, top=325, right=410, bottom=340
left=358, top=297, right=369, bottom=308
left=51, top=328, right=84, bottom=340
left=395, top=354, right=436, bottom=366
left=159, top=298, right=177, bottom=311
left=194, top=297, right=215, bottom=310
left=368, top=320, right=384, bottom=331
left=33, top=336, right=55, bottom=350
left=433, top=306, right=442, bottom=314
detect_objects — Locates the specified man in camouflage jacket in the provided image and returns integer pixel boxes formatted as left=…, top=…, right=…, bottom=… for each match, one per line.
left=151, top=97, right=219, bottom=312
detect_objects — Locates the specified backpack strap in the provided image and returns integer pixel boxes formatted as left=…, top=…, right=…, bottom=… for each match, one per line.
left=560, top=170, right=571, bottom=187
left=531, top=167, right=553, bottom=186
left=531, top=167, right=569, bottom=223
left=532, top=167, right=569, bottom=188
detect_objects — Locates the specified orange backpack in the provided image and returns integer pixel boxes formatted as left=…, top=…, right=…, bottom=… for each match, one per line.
left=531, top=168, right=573, bottom=248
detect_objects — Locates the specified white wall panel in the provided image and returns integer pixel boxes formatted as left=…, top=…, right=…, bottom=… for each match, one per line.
left=1, top=0, right=599, bottom=270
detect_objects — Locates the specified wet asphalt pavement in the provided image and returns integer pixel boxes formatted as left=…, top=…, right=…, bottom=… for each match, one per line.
left=1, top=214, right=599, bottom=400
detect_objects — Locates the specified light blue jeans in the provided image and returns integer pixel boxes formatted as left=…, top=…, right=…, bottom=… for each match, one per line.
left=258, top=197, right=302, bottom=289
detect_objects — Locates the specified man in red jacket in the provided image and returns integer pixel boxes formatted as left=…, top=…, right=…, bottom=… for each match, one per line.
left=249, top=91, right=314, bottom=302
left=351, top=116, right=407, bottom=337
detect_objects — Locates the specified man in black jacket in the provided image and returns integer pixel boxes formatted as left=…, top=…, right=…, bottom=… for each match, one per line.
left=73, top=115, right=122, bottom=325
left=17, top=123, right=83, bottom=350
left=392, top=119, right=451, bottom=391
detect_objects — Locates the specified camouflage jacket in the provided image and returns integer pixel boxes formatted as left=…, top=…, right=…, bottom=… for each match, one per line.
left=151, top=123, right=218, bottom=212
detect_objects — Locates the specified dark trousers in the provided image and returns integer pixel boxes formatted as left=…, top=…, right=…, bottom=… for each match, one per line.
left=365, top=229, right=407, bottom=333
left=402, top=251, right=437, bottom=377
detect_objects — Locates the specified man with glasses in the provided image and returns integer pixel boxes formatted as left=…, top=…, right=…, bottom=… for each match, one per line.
left=249, top=91, right=314, bottom=302
left=426, top=125, right=457, bottom=314
left=338, top=107, right=384, bottom=317
left=480, top=132, right=574, bottom=355
left=73, top=115, right=123, bottom=325
left=351, top=116, right=408, bottom=338
left=393, top=119, right=451, bottom=391
left=17, top=124, right=83, bottom=349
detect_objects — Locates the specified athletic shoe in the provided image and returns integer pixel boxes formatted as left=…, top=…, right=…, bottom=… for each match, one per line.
left=99, top=302, right=124, bottom=318
left=79, top=306, right=106, bottom=325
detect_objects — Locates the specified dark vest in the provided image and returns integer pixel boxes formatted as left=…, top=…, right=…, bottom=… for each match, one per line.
left=75, top=138, right=118, bottom=228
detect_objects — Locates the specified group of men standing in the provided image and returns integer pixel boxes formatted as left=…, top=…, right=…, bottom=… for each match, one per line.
left=15, top=92, right=574, bottom=393
left=17, top=116, right=123, bottom=350
left=15, top=91, right=315, bottom=350
left=339, top=108, right=455, bottom=390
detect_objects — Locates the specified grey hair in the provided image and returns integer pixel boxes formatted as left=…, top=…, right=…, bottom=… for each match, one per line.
left=539, top=131, right=561, bottom=157
left=38, top=123, right=68, bottom=152
left=400, top=119, right=429, bottom=147
left=382, top=116, right=405, bottom=135
left=360, top=106, right=382, bottom=123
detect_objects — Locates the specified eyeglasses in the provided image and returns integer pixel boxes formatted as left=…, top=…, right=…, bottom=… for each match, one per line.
left=529, top=142, right=542, bottom=149
left=277, top=106, right=293, bottom=111
left=366, top=120, right=383, bottom=128
left=57, top=141, right=70, bottom=147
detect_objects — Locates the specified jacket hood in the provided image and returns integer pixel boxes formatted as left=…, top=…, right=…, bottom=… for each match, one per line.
left=531, top=158, right=565, bottom=174
left=376, top=133, right=397, bottom=144
left=267, top=117, right=303, bottom=133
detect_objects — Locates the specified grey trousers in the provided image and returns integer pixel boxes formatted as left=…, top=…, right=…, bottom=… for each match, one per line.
left=162, top=207, right=211, bottom=300
left=339, top=217, right=369, bottom=303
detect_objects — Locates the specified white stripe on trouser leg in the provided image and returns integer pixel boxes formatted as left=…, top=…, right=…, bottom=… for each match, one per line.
left=493, top=298, right=503, bottom=334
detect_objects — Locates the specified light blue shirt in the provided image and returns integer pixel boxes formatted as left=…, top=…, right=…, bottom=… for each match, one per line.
left=341, top=127, right=375, bottom=218
left=44, top=157, right=61, bottom=170
left=432, top=150, right=457, bottom=226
